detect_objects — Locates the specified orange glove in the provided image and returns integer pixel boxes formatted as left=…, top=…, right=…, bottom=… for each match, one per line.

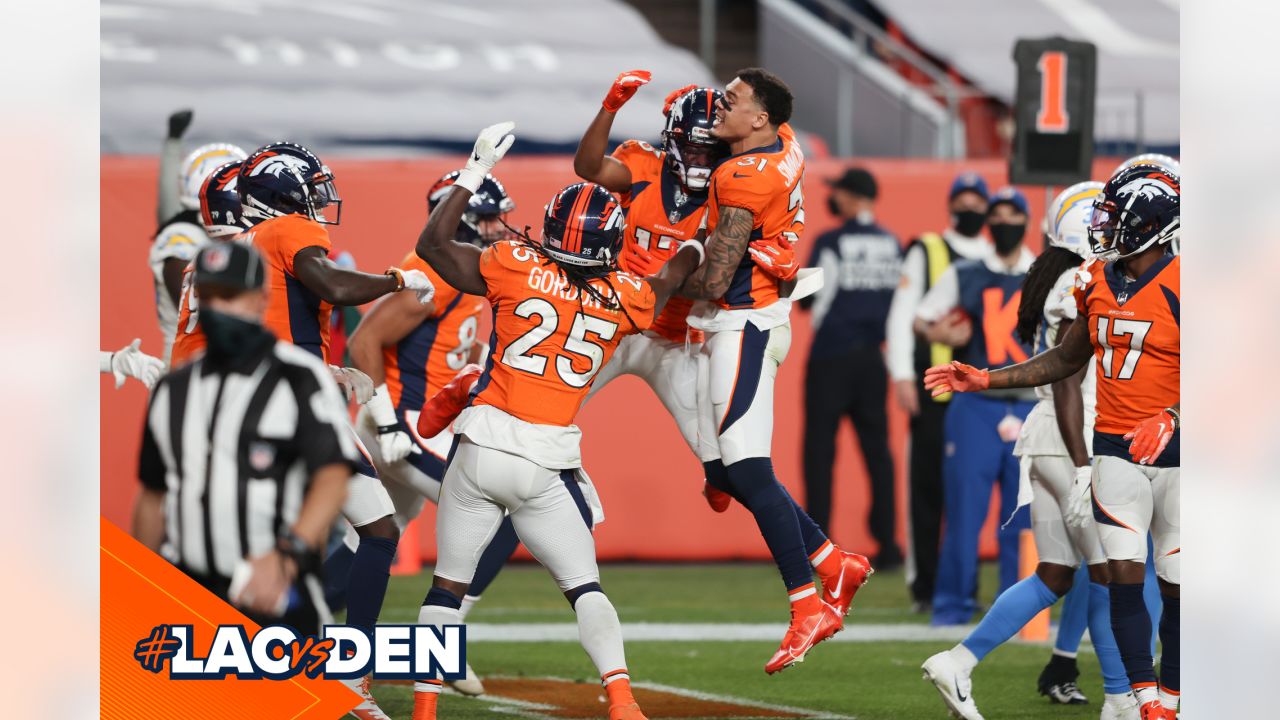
left=922, top=361, right=990, bottom=397
left=1124, top=409, right=1177, bottom=465
left=417, top=363, right=483, bottom=439
left=747, top=238, right=799, bottom=281
left=602, top=70, right=652, bottom=113
left=663, top=84, right=700, bottom=115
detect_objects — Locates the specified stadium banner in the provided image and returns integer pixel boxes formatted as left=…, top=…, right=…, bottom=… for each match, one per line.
left=102, top=154, right=1123, bottom=563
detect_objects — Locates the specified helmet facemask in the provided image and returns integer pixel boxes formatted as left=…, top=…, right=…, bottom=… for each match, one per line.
left=665, top=131, right=724, bottom=192
left=304, top=168, right=342, bottom=225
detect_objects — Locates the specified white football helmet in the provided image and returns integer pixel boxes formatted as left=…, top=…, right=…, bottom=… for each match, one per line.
left=1045, top=181, right=1104, bottom=259
left=1113, top=153, right=1180, bottom=177
left=179, top=143, right=247, bottom=210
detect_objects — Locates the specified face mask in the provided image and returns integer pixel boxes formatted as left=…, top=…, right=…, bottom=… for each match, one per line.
left=988, top=223, right=1027, bottom=255
left=199, top=308, right=274, bottom=369
left=952, top=209, right=986, bottom=237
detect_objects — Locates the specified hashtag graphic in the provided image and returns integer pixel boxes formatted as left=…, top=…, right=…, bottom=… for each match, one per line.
left=134, top=625, right=182, bottom=674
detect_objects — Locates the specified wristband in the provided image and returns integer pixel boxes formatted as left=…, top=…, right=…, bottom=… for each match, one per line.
left=678, top=239, right=706, bottom=265
left=454, top=167, right=485, bottom=194
left=385, top=267, right=404, bottom=291
left=1164, top=407, right=1180, bottom=431
left=367, top=383, right=400, bottom=428
left=276, top=531, right=319, bottom=576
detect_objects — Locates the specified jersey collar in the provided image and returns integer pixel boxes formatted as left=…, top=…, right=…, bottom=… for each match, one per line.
left=1104, top=252, right=1174, bottom=306
left=660, top=167, right=708, bottom=223
left=725, top=135, right=783, bottom=160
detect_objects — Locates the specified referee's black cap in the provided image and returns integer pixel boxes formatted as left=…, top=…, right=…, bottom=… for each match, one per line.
left=194, top=242, right=265, bottom=292
left=827, top=167, right=878, bottom=200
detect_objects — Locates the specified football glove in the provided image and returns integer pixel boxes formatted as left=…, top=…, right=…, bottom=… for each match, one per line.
left=329, top=365, right=375, bottom=405
left=367, top=383, right=414, bottom=463
left=167, top=109, right=193, bottom=139
left=457, top=121, right=516, bottom=193
left=395, top=268, right=436, bottom=305
left=748, top=239, right=799, bottom=281
left=663, top=83, right=700, bottom=115
left=922, top=360, right=990, bottom=397
left=1064, top=465, right=1094, bottom=528
left=103, top=339, right=164, bottom=390
left=418, top=363, right=483, bottom=439
left=602, top=69, right=652, bottom=113
left=1124, top=409, right=1177, bottom=465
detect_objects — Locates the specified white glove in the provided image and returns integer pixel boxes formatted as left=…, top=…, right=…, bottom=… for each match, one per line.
left=399, top=268, right=435, bottom=305
left=367, top=383, right=414, bottom=463
left=329, top=365, right=375, bottom=405
left=103, top=339, right=164, bottom=389
left=456, top=121, right=515, bottom=193
left=1064, top=465, right=1095, bottom=528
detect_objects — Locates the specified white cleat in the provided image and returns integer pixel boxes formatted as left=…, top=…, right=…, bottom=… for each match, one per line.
left=339, top=674, right=392, bottom=720
left=922, top=651, right=984, bottom=720
left=447, top=661, right=485, bottom=696
left=1100, top=692, right=1141, bottom=720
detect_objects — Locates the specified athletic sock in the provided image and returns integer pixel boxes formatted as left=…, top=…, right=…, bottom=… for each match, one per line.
left=412, top=683, right=440, bottom=720
left=960, top=574, right=1059, bottom=661
left=1110, top=582, right=1157, bottom=688
left=468, top=515, right=519, bottom=597
left=1053, top=565, right=1090, bottom=655
left=809, top=540, right=841, bottom=587
left=1143, top=547, right=1162, bottom=655
left=1089, top=581, right=1129, bottom=695
left=726, top=457, right=813, bottom=592
left=573, top=590, right=628, bottom=679
left=459, top=594, right=480, bottom=621
left=788, top=582, right=821, bottom=616
left=946, top=643, right=979, bottom=673
left=345, top=536, right=397, bottom=634
left=1158, top=594, right=1179, bottom=700
left=1159, top=686, right=1180, bottom=712
left=789, top=495, right=829, bottom=556
left=415, top=588, right=462, bottom=693
left=702, top=460, right=743, bottom=503
left=322, top=543, right=355, bottom=611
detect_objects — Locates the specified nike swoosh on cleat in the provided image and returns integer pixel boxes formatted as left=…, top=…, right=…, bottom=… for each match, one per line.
left=829, top=572, right=844, bottom=600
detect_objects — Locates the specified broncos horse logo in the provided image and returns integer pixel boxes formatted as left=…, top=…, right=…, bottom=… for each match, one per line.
left=245, top=151, right=312, bottom=180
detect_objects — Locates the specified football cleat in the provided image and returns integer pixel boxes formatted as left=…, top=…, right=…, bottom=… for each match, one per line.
left=340, top=674, right=392, bottom=720
left=1037, top=654, right=1085, bottom=704
left=1138, top=699, right=1173, bottom=720
left=1100, top=692, right=1140, bottom=720
left=702, top=481, right=731, bottom=512
left=447, top=661, right=485, bottom=696
left=1043, top=680, right=1088, bottom=705
left=821, top=551, right=874, bottom=617
left=417, top=363, right=483, bottom=439
left=764, top=601, right=843, bottom=674
left=608, top=702, right=649, bottom=720
left=410, top=690, right=438, bottom=720
left=921, top=651, right=984, bottom=720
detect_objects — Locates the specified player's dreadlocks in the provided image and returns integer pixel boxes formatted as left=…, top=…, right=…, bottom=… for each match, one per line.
left=500, top=218, right=641, bottom=331
left=1016, top=244, right=1086, bottom=346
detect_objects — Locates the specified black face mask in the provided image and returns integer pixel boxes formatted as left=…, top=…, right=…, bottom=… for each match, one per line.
left=952, top=209, right=986, bottom=238
left=199, top=308, right=275, bottom=370
left=988, top=223, right=1027, bottom=256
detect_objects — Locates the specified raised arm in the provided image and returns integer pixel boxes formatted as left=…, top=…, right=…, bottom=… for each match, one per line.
left=679, top=206, right=753, bottom=300
left=573, top=108, right=634, bottom=193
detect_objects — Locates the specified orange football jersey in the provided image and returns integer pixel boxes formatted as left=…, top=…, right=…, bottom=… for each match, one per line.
left=384, top=252, right=485, bottom=411
left=611, top=139, right=709, bottom=343
left=169, top=262, right=204, bottom=366
left=705, top=122, right=805, bottom=309
left=1075, top=255, right=1180, bottom=436
left=471, top=240, right=656, bottom=426
left=247, top=214, right=334, bottom=362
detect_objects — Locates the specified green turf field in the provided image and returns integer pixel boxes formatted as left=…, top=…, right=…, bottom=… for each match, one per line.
left=359, top=563, right=1098, bottom=719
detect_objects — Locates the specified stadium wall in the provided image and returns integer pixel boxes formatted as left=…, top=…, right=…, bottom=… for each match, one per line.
left=101, top=154, right=1120, bottom=563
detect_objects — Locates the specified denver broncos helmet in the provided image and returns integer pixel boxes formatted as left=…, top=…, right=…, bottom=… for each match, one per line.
left=1089, top=164, right=1180, bottom=261
left=198, top=161, right=246, bottom=238
left=541, top=182, right=624, bottom=268
left=238, top=142, right=342, bottom=225
left=427, top=170, right=515, bottom=246
left=663, top=87, right=728, bottom=191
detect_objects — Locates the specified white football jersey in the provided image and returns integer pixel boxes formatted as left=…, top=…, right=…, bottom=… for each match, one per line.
left=1013, top=267, right=1096, bottom=457
left=148, top=220, right=208, bottom=366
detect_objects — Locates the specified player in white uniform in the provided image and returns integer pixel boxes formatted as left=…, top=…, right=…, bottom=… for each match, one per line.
left=922, top=183, right=1137, bottom=720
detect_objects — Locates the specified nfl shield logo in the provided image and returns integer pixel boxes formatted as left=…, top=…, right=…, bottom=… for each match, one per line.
left=249, top=441, right=275, bottom=472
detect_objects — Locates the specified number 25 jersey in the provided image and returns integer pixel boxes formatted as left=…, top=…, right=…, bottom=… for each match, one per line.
left=470, top=240, right=656, bottom=427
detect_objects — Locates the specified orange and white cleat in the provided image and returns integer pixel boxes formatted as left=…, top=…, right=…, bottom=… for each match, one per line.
left=608, top=701, right=649, bottom=720
left=821, top=551, right=873, bottom=617
left=340, top=674, right=392, bottom=720
left=1138, top=699, right=1175, bottom=720
left=702, top=481, right=732, bottom=513
left=764, top=601, right=843, bottom=674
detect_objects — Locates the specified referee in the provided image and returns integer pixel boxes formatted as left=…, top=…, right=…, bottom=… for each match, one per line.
left=132, top=242, right=355, bottom=633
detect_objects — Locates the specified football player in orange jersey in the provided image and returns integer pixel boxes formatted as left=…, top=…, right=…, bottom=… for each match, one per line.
left=237, top=141, right=437, bottom=720
left=572, top=76, right=730, bottom=467
left=675, top=67, right=872, bottom=674
left=408, top=122, right=703, bottom=720
left=346, top=170, right=520, bottom=697
left=925, top=164, right=1181, bottom=720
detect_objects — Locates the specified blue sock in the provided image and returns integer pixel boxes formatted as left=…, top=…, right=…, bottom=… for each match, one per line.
left=1109, top=582, right=1156, bottom=687
left=1144, top=552, right=1163, bottom=655
left=961, top=574, right=1059, bottom=661
left=323, top=543, right=355, bottom=612
left=1089, top=581, right=1129, bottom=694
left=1159, top=594, right=1179, bottom=693
left=468, top=516, right=519, bottom=597
left=788, top=494, right=829, bottom=556
left=703, top=460, right=744, bottom=503
left=424, top=586, right=462, bottom=609
left=345, top=536, right=397, bottom=634
left=1054, top=565, right=1090, bottom=655
left=726, top=457, right=812, bottom=592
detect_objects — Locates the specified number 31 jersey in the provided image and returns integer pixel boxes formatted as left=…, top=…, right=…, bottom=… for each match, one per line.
left=471, top=240, right=656, bottom=427
left=1074, top=254, right=1180, bottom=463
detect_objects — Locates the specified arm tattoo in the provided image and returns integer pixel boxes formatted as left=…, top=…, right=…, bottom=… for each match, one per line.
left=989, top=314, right=1094, bottom=389
left=680, top=206, right=753, bottom=300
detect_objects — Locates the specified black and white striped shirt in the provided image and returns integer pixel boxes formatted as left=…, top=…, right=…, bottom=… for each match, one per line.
left=138, top=340, right=356, bottom=589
